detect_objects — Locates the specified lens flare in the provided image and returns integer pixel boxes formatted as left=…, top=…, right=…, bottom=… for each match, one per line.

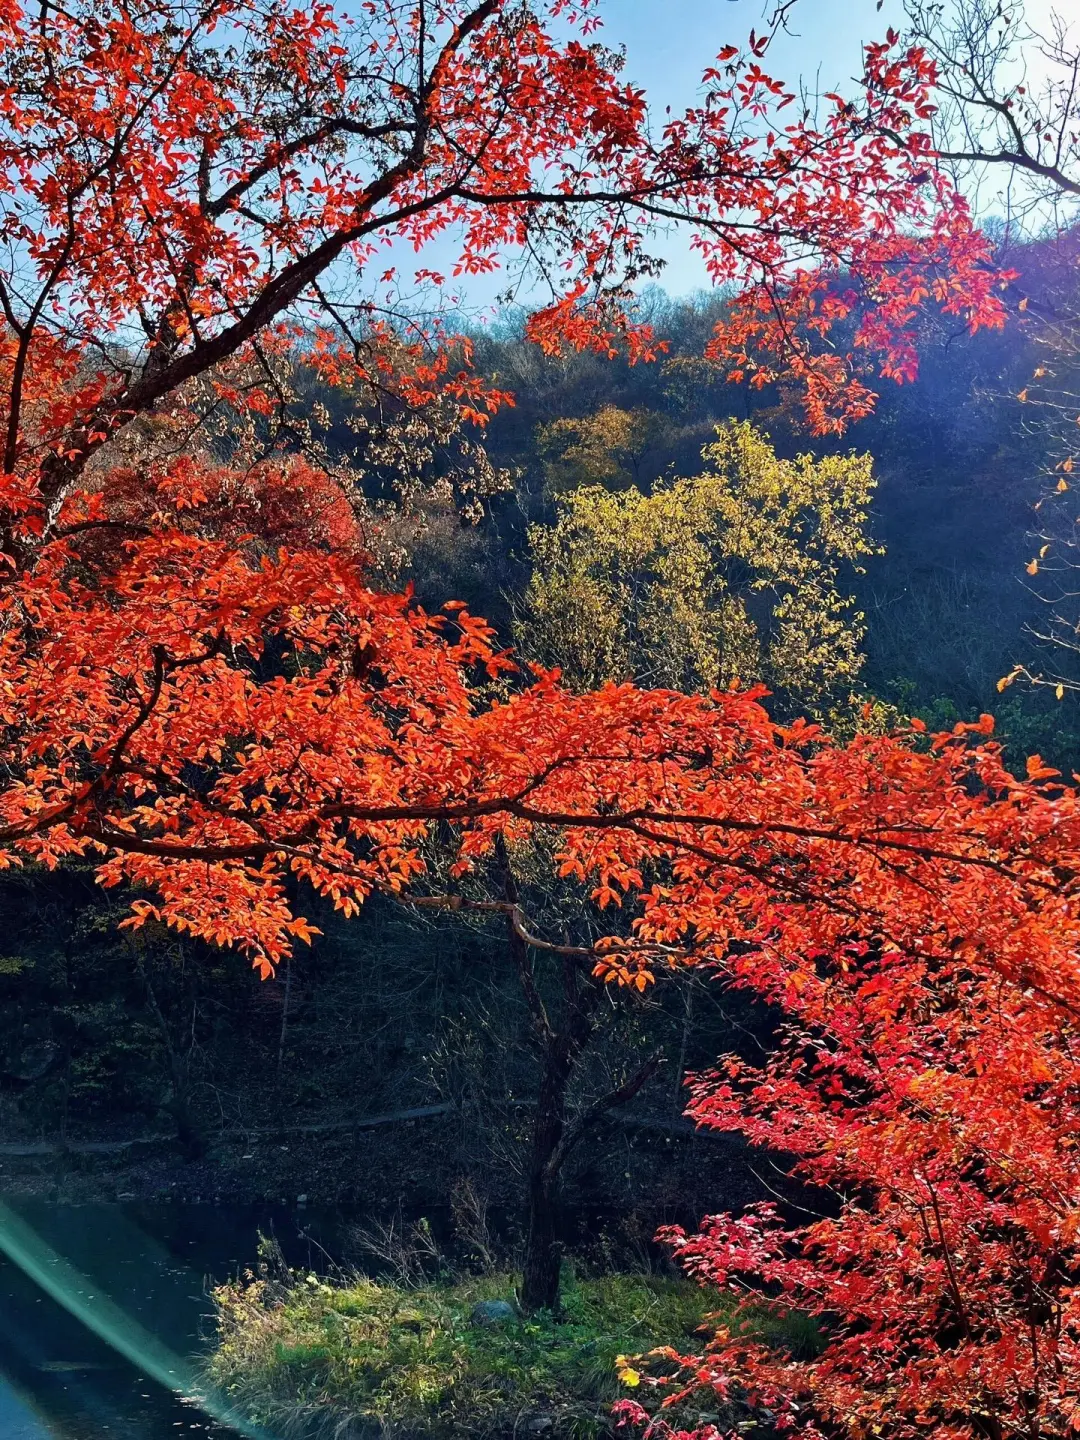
left=0, top=1201, right=269, bottom=1438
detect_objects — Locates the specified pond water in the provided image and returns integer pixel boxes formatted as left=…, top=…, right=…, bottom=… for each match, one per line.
left=0, top=1201, right=359, bottom=1440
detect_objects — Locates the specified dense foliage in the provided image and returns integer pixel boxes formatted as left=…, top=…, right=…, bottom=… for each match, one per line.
left=5, top=1, right=1080, bottom=1436
left=517, top=421, right=875, bottom=713
left=0, top=0, right=1010, bottom=972
left=616, top=730, right=1080, bottom=1440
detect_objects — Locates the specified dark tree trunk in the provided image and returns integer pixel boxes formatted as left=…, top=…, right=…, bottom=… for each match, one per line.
left=165, top=1093, right=205, bottom=1161
left=496, top=838, right=595, bottom=1315
left=495, top=839, right=663, bottom=1316
left=516, top=950, right=598, bottom=1313
left=520, top=1057, right=573, bottom=1313
left=140, top=968, right=205, bottom=1161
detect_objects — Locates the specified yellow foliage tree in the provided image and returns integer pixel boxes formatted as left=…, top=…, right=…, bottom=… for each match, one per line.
left=535, top=405, right=671, bottom=495
left=516, top=421, right=878, bottom=716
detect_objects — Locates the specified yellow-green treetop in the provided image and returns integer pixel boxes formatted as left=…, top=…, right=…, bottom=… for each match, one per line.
left=535, top=406, right=673, bottom=496
left=517, top=422, right=877, bottom=715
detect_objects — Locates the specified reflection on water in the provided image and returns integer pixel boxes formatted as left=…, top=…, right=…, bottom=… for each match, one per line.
left=0, top=1201, right=356, bottom=1440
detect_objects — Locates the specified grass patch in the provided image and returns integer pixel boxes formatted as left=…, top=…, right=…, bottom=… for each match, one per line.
left=210, top=1269, right=702, bottom=1439
left=208, top=1265, right=823, bottom=1440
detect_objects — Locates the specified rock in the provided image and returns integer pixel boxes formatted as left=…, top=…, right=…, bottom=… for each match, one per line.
left=296, top=1193, right=308, bottom=1206
left=469, top=1299, right=517, bottom=1327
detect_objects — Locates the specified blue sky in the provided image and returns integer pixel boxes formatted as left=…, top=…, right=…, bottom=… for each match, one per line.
left=610, top=0, right=907, bottom=132
left=376, top=0, right=910, bottom=313
left=593, top=0, right=909, bottom=295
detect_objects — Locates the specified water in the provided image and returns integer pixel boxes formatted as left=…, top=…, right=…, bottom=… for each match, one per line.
left=0, top=1202, right=358, bottom=1440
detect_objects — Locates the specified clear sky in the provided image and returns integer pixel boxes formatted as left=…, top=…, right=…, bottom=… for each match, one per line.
left=592, top=0, right=909, bottom=296
left=380, top=0, right=1065, bottom=315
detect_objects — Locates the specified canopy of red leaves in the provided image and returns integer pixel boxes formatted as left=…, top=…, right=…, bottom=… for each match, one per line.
left=0, top=0, right=1009, bottom=476
left=0, top=0, right=1026, bottom=971
left=610, top=730, right=1080, bottom=1440
left=0, top=7, right=1067, bottom=1437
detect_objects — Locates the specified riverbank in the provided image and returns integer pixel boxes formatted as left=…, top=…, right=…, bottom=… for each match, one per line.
left=208, top=1268, right=817, bottom=1440
left=0, top=1104, right=754, bottom=1219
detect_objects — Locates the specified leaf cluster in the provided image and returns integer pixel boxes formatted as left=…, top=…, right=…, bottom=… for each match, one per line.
left=516, top=420, right=876, bottom=717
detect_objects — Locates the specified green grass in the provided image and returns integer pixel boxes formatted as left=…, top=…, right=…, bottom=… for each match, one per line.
left=208, top=1268, right=823, bottom=1440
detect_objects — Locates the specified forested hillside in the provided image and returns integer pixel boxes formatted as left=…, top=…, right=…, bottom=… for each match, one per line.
left=428, top=280, right=1072, bottom=748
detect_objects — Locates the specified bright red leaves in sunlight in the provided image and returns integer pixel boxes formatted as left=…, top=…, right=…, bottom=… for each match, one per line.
left=615, top=728, right=1080, bottom=1440
left=0, top=7, right=1063, bottom=1437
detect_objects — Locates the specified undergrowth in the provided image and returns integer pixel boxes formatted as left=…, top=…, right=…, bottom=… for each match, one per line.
left=207, top=1264, right=822, bottom=1440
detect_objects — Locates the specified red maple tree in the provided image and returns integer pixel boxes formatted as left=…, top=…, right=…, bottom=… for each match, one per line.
left=2, top=0, right=1069, bottom=1367
left=0, top=0, right=1011, bottom=949
left=608, top=725, right=1080, bottom=1440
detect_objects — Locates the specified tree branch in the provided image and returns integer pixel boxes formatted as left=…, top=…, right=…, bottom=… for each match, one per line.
left=549, top=1049, right=665, bottom=1177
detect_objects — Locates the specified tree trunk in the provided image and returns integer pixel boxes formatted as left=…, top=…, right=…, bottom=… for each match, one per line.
left=140, top=967, right=205, bottom=1161
left=165, top=1092, right=205, bottom=1161
left=495, top=838, right=592, bottom=1316
left=494, top=838, right=662, bottom=1315
left=520, top=1039, right=577, bottom=1313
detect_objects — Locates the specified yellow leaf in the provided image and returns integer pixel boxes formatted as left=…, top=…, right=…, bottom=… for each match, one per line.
left=1027, top=559, right=1039, bottom=575
left=1018, top=388, right=1029, bottom=402
left=1019, top=297, right=1029, bottom=311
left=619, top=1368, right=641, bottom=1388
left=1065, top=457, right=1075, bottom=474
left=1059, top=478, right=1070, bottom=492
left=1058, top=684, right=1066, bottom=700
left=1040, top=544, right=1050, bottom=557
